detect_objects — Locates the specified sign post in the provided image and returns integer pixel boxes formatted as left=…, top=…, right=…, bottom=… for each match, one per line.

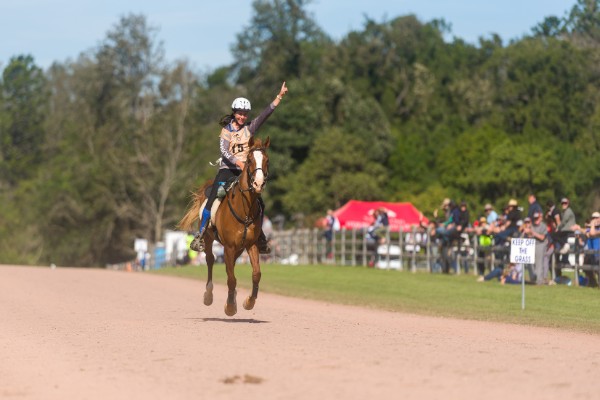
left=510, top=238, right=536, bottom=310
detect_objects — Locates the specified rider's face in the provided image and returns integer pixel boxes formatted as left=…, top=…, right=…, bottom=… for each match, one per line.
left=233, top=110, right=249, bottom=126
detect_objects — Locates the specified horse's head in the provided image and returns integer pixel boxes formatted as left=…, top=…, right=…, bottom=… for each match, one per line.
left=245, top=136, right=270, bottom=193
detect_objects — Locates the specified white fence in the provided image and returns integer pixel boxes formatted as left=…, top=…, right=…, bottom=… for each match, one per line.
left=268, top=227, right=600, bottom=285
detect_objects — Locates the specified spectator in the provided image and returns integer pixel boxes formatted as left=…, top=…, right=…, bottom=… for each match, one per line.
left=422, top=218, right=443, bottom=272
left=262, top=215, right=274, bottom=260
left=589, top=212, right=600, bottom=239
left=263, top=214, right=273, bottom=241
left=434, top=198, right=451, bottom=220
left=527, top=193, right=543, bottom=219
left=501, top=263, right=524, bottom=284
left=484, top=203, right=498, bottom=225
left=477, top=262, right=522, bottom=284
left=574, top=211, right=600, bottom=287
left=544, top=200, right=561, bottom=259
left=494, top=199, right=522, bottom=245
left=474, top=217, right=493, bottom=276
left=555, top=197, right=577, bottom=254
left=367, top=207, right=389, bottom=244
left=433, top=198, right=451, bottom=235
left=545, top=200, right=561, bottom=232
left=323, top=209, right=339, bottom=258
left=523, top=212, right=548, bottom=285
left=440, top=201, right=459, bottom=239
left=442, top=201, right=469, bottom=244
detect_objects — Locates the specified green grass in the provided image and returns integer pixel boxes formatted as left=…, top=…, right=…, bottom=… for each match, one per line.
left=151, top=263, right=600, bottom=334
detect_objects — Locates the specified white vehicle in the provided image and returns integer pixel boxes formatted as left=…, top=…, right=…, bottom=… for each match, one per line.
left=375, top=244, right=402, bottom=270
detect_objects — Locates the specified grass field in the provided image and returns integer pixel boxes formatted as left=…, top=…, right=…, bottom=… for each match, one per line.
left=151, top=263, right=600, bottom=334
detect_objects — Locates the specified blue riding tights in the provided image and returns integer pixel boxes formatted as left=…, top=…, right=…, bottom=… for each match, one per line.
left=198, top=208, right=211, bottom=234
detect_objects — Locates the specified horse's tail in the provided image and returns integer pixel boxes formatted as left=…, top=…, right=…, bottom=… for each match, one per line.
left=178, top=180, right=214, bottom=232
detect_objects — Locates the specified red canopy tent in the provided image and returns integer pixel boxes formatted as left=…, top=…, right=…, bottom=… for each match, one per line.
left=331, top=200, right=427, bottom=232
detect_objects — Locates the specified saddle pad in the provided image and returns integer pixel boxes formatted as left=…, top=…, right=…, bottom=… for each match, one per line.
left=198, top=199, right=222, bottom=224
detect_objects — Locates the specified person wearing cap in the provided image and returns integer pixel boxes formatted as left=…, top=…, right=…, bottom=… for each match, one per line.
left=545, top=200, right=561, bottom=233
left=475, top=217, right=493, bottom=276
left=554, top=197, right=577, bottom=255
left=190, top=82, right=288, bottom=253
left=433, top=198, right=452, bottom=221
left=523, top=211, right=548, bottom=284
left=449, top=201, right=470, bottom=239
left=494, top=198, right=522, bottom=245
left=484, top=203, right=498, bottom=225
left=590, top=212, right=600, bottom=238
left=569, top=212, right=600, bottom=287
left=557, top=198, right=576, bottom=232
left=435, top=199, right=457, bottom=238
left=440, top=201, right=467, bottom=246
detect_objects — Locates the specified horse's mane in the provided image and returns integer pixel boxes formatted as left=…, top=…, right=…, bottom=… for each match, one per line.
left=250, top=137, right=265, bottom=150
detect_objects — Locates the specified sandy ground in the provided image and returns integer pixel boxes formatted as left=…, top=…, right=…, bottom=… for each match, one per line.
left=1, top=265, right=599, bottom=400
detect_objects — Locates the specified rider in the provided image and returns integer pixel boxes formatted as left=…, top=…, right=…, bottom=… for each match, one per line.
left=190, top=81, right=288, bottom=253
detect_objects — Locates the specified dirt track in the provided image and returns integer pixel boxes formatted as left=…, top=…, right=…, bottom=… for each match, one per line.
left=1, top=265, right=599, bottom=400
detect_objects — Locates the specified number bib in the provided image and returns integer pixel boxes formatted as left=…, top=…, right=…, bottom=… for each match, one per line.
left=220, top=126, right=252, bottom=162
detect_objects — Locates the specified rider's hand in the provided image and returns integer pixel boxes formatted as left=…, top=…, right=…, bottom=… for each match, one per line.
left=279, top=81, right=288, bottom=98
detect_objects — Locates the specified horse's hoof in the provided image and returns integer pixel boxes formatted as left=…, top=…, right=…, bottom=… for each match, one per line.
left=243, top=297, right=255, bottom=310
left=203, top=282, right=213, bottom=306
left=224, top=303, right=237, bottom=316
left=203, top=292, right=213, bottom=306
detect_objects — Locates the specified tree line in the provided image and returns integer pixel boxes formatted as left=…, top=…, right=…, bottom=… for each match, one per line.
left=1, top=0, right=599, bottom=267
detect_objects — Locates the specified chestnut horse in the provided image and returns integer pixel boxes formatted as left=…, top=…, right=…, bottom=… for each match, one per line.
left=178, top=136, right=270, bottom=316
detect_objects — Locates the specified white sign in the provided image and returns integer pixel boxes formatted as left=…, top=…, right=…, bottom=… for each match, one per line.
left=510, top=238, right=536, bottom=264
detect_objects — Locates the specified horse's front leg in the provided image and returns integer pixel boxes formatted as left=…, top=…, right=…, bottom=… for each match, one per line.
left=203, top=236, right=215, bottom=306
left=243, top=245, right=261, bottom=310
left=223, top=247, right=238, bottom=316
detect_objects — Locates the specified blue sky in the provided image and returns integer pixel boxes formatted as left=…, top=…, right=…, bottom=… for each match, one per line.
left=1, top=0, right=575, bottom=72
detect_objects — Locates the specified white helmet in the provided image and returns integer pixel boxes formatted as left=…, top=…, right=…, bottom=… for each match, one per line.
left=231, top=97, right=251, bottom=111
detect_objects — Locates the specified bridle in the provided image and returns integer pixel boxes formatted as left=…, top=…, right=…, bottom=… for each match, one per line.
left=243, top=147, right=269, bottom=193
left=225, top=146, right=269, bottom=248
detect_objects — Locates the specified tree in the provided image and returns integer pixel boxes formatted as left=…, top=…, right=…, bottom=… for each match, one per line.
left=0, top=55, right=48, bottom=184
left=279, top=129, right=387, bottom=218
left=565, top=0, right=600, bottom=43
left=36, top=15, right=203, bottom=265
left=231, top=0, right=331, bottom=95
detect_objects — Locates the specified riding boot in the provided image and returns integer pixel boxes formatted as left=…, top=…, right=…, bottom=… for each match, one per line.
left=257, top=230, right=271, bottom=254
left=190, top=208, right=211, bottom=252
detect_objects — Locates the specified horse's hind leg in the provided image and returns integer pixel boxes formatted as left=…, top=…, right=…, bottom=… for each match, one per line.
left=203, top=237, right=215, bottom=306
left=223, top=248, right=238, bottom=316
left=243, top=246, right=261, bottom=310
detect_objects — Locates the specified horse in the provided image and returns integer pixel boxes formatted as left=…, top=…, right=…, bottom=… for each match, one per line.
left=178, top=136, right=270, bottom=316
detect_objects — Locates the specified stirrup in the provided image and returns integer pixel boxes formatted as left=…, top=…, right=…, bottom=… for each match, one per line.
left=190, top=231, right=205, bottom=252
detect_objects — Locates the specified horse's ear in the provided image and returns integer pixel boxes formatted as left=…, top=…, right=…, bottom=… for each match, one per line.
left=264, top=136, right=270, bottom=149
left=248, top=136, right=255, bottom=148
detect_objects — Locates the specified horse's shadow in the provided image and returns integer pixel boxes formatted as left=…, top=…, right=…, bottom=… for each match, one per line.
left=187, top=317, right=270, bottom=324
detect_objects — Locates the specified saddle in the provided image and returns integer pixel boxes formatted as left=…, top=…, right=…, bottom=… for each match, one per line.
left=201, top=178, right=238, bottom=223
left=203, top=177, right=237, bottom=200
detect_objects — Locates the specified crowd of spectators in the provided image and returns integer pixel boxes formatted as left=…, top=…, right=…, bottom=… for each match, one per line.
left=428, top=194, right=600, bottom=286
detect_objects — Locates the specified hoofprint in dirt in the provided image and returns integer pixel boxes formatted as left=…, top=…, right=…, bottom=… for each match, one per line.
left=1, top=265, right=598, bottom=400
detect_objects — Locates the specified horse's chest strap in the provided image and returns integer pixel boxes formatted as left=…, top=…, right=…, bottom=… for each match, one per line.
left=227, top=195, right=261, bottom=248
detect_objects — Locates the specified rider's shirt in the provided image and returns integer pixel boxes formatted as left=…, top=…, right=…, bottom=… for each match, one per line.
left=218, top=103, right=276, bottom=171
left=220, top=126, right=252, bottom=167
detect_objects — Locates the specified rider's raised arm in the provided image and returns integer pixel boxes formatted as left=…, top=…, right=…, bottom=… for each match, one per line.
left=247, top=81, right=288, bottom=135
